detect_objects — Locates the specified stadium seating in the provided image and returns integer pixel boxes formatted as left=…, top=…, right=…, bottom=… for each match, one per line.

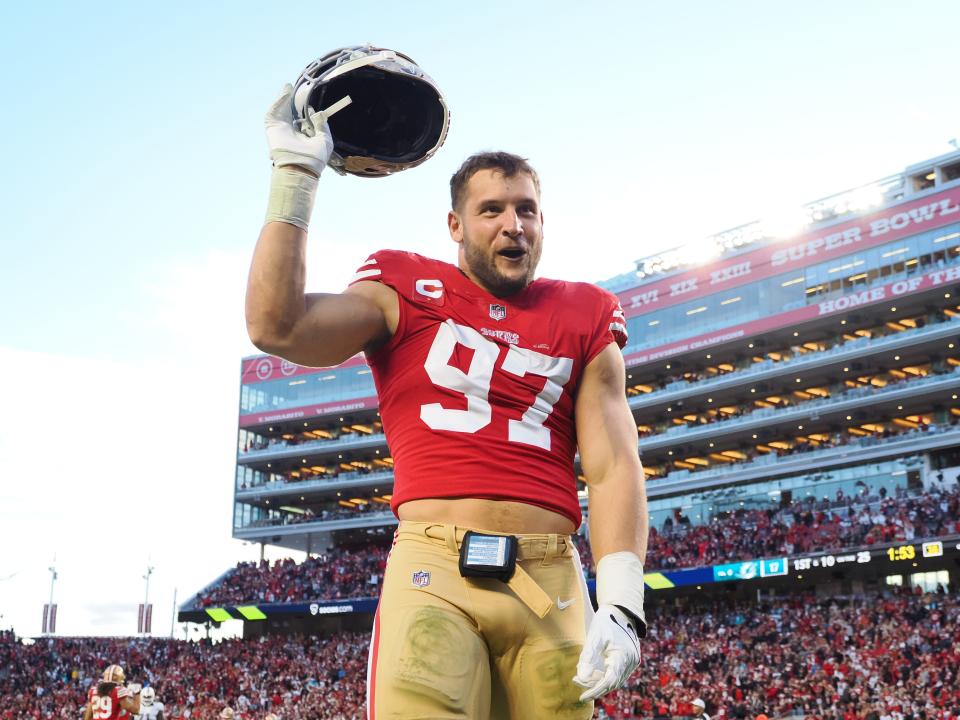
left=186, top=486, right=960, bottom=608
left=3, top=588, right=958, bottom=719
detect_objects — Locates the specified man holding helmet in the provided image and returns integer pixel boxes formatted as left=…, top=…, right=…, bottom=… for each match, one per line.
left=247, top=45, right=648, bottom=720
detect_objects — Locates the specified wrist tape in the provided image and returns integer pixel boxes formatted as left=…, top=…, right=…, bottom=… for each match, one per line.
left=596, top=551, right=647, bottom=635
left=264, top=167, right=318, bottom=231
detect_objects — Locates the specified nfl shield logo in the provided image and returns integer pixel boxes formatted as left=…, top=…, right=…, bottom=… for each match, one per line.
left=489, top=303, right=507, bottom=321
left=412, top=571, right=431, bottom=588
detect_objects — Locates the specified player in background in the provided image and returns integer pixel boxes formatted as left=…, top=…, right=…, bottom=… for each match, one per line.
left=83, top=665, right=140, bottom=720
left=692, top=698, right=711, bottom=720
left=248, top=89, right=648, bottom=719
left=133, top=687, right=164, bottom=720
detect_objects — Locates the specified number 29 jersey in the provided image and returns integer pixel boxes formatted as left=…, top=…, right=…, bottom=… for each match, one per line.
left=87, top=685, right=132, bottom=720
left=350, top=250, right=627, bottom=528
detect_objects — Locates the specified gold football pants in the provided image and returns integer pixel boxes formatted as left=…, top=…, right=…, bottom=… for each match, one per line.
left=367, top=521, right=594, bottom=720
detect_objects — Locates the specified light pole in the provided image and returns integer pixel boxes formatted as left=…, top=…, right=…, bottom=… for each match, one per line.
left=46, top=561, right=57, bottom=636
left=142, top=564, right=154, bottom=635
left=170, top=587, right=177, bottom=638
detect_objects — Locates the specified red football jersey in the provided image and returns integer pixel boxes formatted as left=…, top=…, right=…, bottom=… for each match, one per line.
left=350, top=250, right=627, bottom=527
left=86, top=684, right=131, bottom=720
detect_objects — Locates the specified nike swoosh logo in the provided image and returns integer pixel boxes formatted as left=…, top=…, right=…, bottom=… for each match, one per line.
left=557, top=597, right=575, bottom=610
left=610, top=613, right=641, bottom=654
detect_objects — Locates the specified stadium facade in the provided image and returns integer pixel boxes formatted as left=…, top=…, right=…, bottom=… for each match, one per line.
left=184, top=148, right=960, bottom=623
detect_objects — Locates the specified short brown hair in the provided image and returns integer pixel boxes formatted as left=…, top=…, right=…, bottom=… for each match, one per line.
left=449, top=151, right=541, bottom=211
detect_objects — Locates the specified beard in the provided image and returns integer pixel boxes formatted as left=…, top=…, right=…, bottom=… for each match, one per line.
left=461, top=235, right=541, bottom=298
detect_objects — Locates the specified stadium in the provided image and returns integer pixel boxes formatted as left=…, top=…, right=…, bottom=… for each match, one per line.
left=7, top=150, right=960, bottom=719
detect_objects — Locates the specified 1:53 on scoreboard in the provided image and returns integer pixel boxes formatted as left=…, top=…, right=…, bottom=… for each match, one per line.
left=887, top=541, right=943, bottom=562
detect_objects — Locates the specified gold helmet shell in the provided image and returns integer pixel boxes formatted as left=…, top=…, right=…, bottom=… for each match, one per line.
left=101, top=664, right=125, bottom=685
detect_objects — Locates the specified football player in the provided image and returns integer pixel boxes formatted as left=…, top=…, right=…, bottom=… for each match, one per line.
left=248, top=84, right=648, bottom=719
left=83, top=665, right=140, bottom=720
left=133, top=687, right=164, bottom=720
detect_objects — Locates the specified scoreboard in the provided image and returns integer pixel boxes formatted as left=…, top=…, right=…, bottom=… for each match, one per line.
left=639, top=536, right=958, bottom=591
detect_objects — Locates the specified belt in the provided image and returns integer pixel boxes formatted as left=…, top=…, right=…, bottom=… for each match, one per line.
left=412, top=521, right=570, bottom=619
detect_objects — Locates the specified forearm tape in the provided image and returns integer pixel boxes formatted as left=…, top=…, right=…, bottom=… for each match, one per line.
left=264, top=167, right=318, bottom=231
left=596, top=551, right=647, bottom=634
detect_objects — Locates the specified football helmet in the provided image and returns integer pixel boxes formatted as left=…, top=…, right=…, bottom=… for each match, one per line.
left=141, top=687, right=155, bottom=706
left=219, top=709, right=235, bottom=719
left=292, top=45, right=450, bottom=178
left=101, top=664, right=125, bottom=686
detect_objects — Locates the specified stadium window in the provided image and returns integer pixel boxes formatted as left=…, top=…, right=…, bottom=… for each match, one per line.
left=942, top=161, right=960, bottom=183
left=910, top=170, right=935, bottom=192
left=908, top=570, right=949, bottom=594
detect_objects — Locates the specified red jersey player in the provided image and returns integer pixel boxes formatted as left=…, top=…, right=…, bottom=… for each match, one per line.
left=84, top=665, right=140, bottom=720
left=250, top=88, right=648, bottom=720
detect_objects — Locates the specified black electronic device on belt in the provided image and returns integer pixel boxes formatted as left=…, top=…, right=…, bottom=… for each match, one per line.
left=458, top=531, right=518, bottom=582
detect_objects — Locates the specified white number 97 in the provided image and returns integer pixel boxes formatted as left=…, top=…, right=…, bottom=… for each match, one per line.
left=420, top=321, right=572, bottom=451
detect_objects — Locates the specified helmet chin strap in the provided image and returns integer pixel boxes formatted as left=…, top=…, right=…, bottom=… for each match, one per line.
left=295, top=96, right=352, bottom=134
left=319, top=95, right=352, bottom=121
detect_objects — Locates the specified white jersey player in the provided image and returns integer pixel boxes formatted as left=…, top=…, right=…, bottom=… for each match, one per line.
left=133, top=687, right=164, bottom=720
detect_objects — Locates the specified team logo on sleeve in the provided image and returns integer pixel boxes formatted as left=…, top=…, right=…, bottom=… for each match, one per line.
left=412, top=570, right=431, bottom=587
left=489, top=303, right=507, bottom=321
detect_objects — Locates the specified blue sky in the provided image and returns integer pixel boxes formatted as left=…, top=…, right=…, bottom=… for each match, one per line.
left=1, top=1, right=959, bottom=637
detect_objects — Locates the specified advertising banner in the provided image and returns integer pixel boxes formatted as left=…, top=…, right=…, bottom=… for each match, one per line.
left=624, top=265, right=960, bottom=366
left=241, top=353, right=369, bottom=385
left=617, top=186, right=960, bottom=318
left=239, top=395, right=380, bottom=428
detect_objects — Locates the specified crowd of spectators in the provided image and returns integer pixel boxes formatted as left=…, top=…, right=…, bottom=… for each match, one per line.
left=189, top=485, right=960, bottom=609
left=0, top=629, right=367, bottom=720
left=640, top=483, right=960, bottom=573
left=597, top=587, right=960, bottom=720
left=4, top=587, right=958, bottom=719
left=191, top=543, right=389, bottom=608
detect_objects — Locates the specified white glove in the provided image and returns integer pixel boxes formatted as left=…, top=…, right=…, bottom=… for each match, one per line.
left=264, top=84, right=334, bottom=176
left=126, top=683, right=142, bottom=694
left=573, top=604, right=641, bottom=702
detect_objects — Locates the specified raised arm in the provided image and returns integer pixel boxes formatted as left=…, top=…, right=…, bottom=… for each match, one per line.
left=572, top=341, right=648, bottom=702
left=246, top=219, right=396, bottom=367
left=245, top=85, right=397, bottom=367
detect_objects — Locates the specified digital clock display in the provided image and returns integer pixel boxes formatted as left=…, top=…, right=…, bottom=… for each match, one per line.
left=887, top=545, right=916, bottom=561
